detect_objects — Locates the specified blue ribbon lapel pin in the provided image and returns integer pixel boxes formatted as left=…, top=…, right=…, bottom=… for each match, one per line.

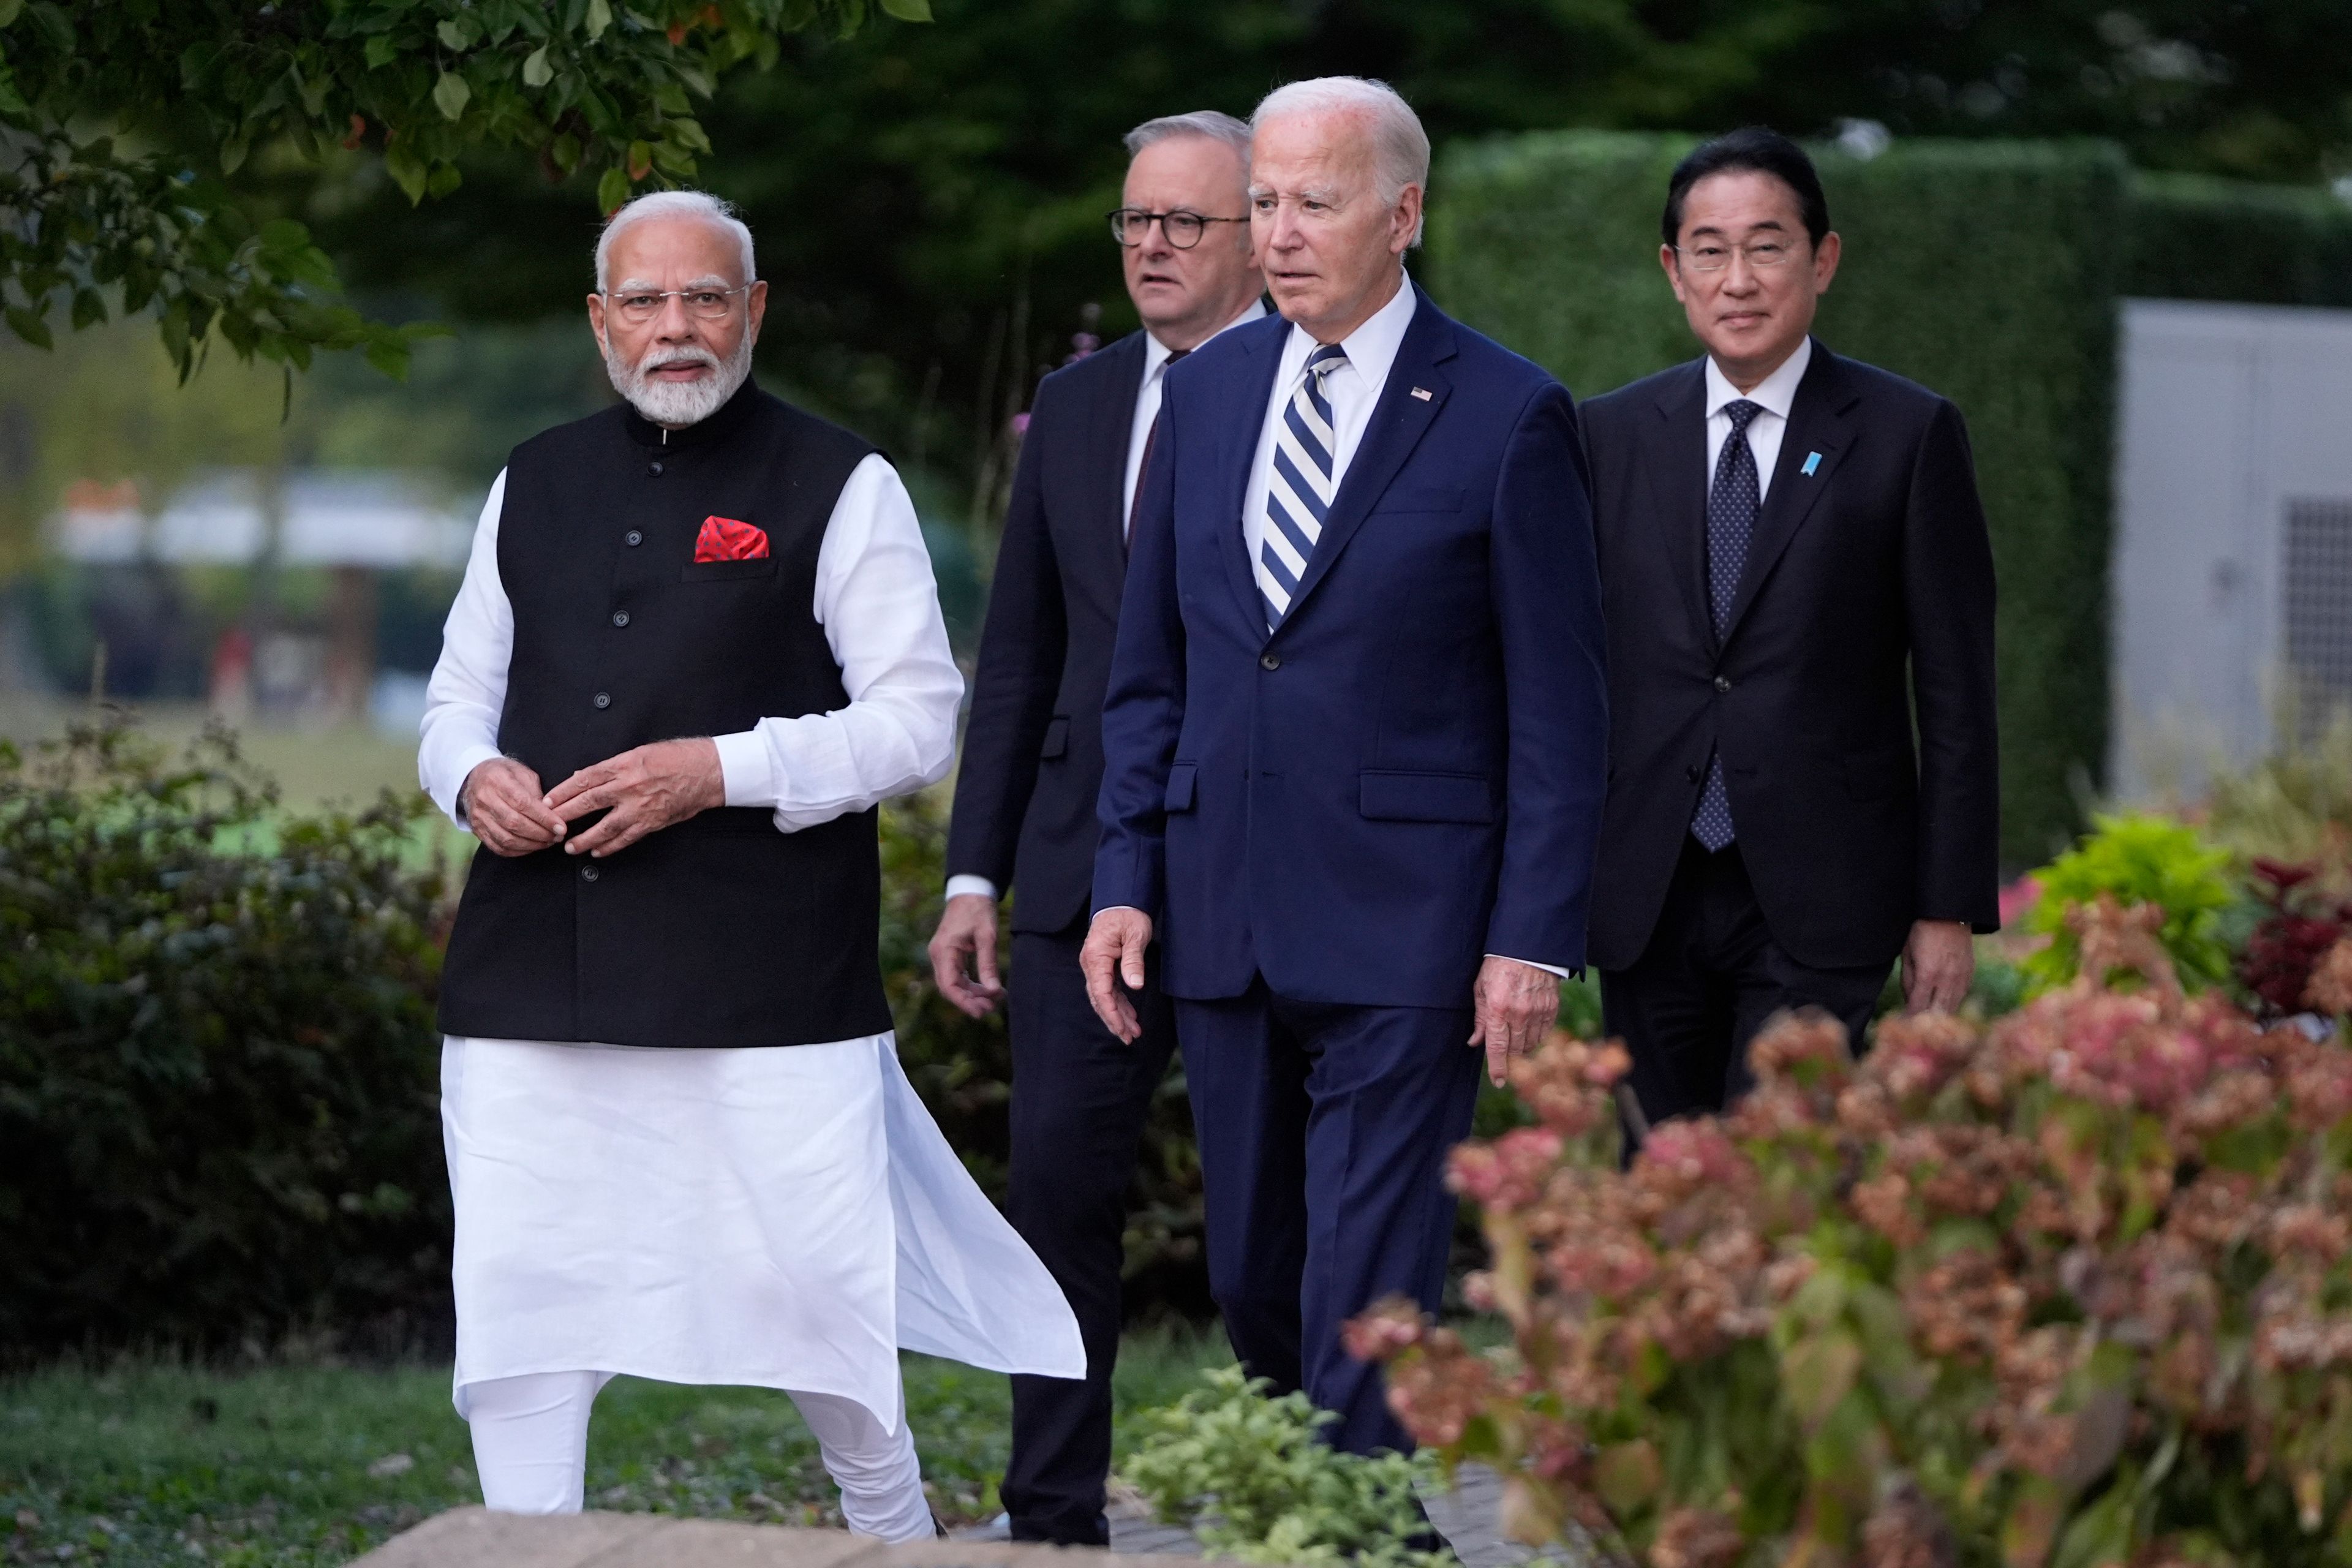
left=1801, top=450, right=1823, bottom=477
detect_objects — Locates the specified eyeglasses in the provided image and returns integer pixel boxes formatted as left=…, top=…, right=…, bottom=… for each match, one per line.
left=1673, top=240, right=1801, bottom=273
left=603, top=285, right=753, bottom=323
left=1108, top=208, right=1249, bottom=250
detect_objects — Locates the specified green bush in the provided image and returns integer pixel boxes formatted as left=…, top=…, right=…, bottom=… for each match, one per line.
left=2125, top=171, right=2352, bottom=308
left=2019, top=812, right=2236, bottom=993
left=0, top=720, right=451, bottom=1356
left=1120, top=1365, right=1447, bottom=1568
left=1430, top=133, right=2126, bottom=870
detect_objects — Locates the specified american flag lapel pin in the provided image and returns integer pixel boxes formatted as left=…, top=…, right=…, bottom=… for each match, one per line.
left=1410, top=386, right=1433, bottom=401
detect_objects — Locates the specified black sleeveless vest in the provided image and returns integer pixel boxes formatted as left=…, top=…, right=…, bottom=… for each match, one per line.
left=436, top=381, right=895, bottom=1049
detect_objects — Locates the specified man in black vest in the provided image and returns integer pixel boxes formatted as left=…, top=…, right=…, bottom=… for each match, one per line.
left=1580, top=129, right=2002, bottom=1122
left=420, top=190, right=1080, bottom=1525
left=927, top=112, right=1264, bottom=1545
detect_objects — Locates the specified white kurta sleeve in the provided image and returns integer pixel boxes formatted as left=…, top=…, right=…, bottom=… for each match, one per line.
left=418, top=470, right=513, bottom=828
left=709, top=453, right=964, bottom=831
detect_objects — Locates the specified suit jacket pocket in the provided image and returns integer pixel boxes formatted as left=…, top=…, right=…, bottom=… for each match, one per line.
left=1164, top=763, right=1197, bottom=813
left=1039, top=716, right=1069, bottom=760
left=1843, top=748, right=1914, bottom=801
left=680, top=558, right=782, bottom=583
left=1359, top=769, right=1494, bottom=823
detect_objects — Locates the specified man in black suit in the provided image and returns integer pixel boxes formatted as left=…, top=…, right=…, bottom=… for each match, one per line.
left=1580, top=127, right=2001, bottom=1123
left=927, top=110, right=1264, bottom=1545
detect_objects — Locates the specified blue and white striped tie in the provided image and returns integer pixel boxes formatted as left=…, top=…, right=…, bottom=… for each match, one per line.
left=1256, top=343, right=1347, bottom=630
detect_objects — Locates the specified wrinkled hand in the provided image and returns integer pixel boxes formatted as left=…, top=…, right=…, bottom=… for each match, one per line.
left=1080, top=908, right=1155, bottom=1043
left=1469, top=956, right=1561, bottom=1087
left=543, top=737, right=725, bottom=858
left=1902, top=919, right=1975, bottom=1014
left=461, top=757, right=565, bottom=858
left=929, top=893, right=1005, bottom=1017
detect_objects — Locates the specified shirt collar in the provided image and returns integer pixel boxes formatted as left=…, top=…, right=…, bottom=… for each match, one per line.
left=1703, top=334, right=1813, bottom=423
left=1280, top=268, right=1418, bottom=394
left=1144, top=298, right=1269, bottom=380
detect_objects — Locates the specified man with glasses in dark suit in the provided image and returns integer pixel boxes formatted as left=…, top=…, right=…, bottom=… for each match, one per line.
left=929, top=110, right=1264, bottom=1547
left=1580, top=127, right=2001, bottom=1126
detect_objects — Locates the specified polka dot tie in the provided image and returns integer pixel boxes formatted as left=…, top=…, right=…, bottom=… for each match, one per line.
left=1692, top=399, right=1762, bottom=853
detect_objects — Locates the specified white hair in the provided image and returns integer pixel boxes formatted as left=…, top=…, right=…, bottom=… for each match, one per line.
left=594, top=189, right=756, bottom=292
left=1248, top=77, right=1431, bottom=247
left=1123, top=110, right=1251, bottom=159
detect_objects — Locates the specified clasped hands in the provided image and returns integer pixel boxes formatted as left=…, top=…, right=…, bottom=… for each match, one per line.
left=1079, top=908, right=1560, bottom=1086
left=460, top=739, right=725, bottom=859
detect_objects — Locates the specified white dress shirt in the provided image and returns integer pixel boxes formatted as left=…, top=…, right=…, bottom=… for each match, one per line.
left=419, top=451, right=964, bottom=833
left=1703, top=334, right=1812, bottom=500
left=1122, top=300, right=1269, bottom=533
left=946, top=302, right=1266, bottom=907
left=1240, top=272, right=1417, bottom=574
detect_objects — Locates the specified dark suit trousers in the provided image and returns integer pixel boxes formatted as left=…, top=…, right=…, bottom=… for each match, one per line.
left=1001, top=920, right=1178, bottom=1545
left=1177, top=982, right=1482, bottom=1457
left=1602, top=838, right=1890, bottom=1122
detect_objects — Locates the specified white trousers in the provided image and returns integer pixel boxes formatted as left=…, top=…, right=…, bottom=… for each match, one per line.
left=466, top=1370, right=933, bottom=1541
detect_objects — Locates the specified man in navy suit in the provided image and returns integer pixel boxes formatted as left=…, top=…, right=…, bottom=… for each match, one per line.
left=929, top=112, right=1265, bottom=1543
left=1082, top=77, right=1608, bottom=1456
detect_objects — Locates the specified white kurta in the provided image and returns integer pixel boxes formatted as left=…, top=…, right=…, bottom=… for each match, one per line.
left=421, top=447, right=1084, bottom=1424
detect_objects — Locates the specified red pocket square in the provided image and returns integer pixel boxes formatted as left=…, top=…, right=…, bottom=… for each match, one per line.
left=694, top=515, right=769, bottom=563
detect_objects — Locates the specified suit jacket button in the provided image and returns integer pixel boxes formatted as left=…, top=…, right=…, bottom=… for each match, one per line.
left=593, top=692, right=611, bottom=709
left=1260, top=653, right=1281, bottom=671
left=1686, top=764, right=1701, bottom=782
left=625, top=530, right=643, bottom=546
left=612, top=611, right=631, bottom=628
left=648, top=461, right=664, bottom=477
left=1714, top=674, right=1732, bottom=692
left=581, top=864, right=600, bottom=883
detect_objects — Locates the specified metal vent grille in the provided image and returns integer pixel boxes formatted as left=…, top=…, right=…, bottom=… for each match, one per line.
left=2283, top=497, right=2352, bottom=741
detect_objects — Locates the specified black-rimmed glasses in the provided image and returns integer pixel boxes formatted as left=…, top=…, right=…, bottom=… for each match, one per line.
left=1108, top=208, right=1249, bottom=249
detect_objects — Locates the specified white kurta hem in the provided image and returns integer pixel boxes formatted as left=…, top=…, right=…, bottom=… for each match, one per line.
left=442, top=1031, right=1084, bottom=1430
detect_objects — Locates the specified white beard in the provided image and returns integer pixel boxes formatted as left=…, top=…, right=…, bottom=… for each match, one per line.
left=605, top=331, right=755, bottom=428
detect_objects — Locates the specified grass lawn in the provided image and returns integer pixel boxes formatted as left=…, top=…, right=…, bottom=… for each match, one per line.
left=1, top=1331, right=1234, bottom=1567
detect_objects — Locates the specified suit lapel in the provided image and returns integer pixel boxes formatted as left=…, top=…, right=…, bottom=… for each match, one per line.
left=1648, top=361, right=1713, bottom=651
left=1085, top=333, right=1147, bottom=596
left=1216, top=321, right=1285, bottom=635
left=1720, top=343, right=1857, bottom=643
left=1276, top=288, right=1455, bottom=632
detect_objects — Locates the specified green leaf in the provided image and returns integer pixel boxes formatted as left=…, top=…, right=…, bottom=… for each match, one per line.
left=258, top=217, right=309, bottom=255
left=876, top=0, right=931, bottom=18
left=363, top=32, right=399, bottom=69
left=0, top=0, right=23, bottom=28
left=384, top=143, right=430, bottom=204
left=6, top=303, right=52, bottom=349
left=219, top=135, right=249, bottom=175
left=426, top=161, right=463, bottom=198
left=522, top=43, right=554, bottom=87
left=584, top=0, right=612, bottom=40
left=595, top=165, right=631, bottom=214
left=432, top=70, right=473, bottom=120
left=69, top=287, right=105, bottom=328
left=437, top=19, right=468, bottom=50
left=364, top=337, right=412, bottom=380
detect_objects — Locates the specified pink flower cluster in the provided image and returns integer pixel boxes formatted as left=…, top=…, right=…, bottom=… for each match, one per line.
left=1349, top=899, right=2352, bottom=1568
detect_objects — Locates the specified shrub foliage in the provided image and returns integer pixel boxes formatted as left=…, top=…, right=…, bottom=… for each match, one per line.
left=0, top=721, right=451, bottom=1355
left=1355, top=899, right=2352, bottom=1567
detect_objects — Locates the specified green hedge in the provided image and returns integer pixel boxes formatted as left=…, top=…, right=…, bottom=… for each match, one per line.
left=2126, top=171, right=2352, bottom=307
left=1430, top=132, right=2126, bottom=870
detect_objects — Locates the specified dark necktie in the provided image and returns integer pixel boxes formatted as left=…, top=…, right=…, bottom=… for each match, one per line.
left=1691, top=399, right=1763, bottom=851
left=1126, top=347, right=1190, bottom=542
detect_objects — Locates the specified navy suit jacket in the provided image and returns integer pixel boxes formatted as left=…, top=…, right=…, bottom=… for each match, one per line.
left=1092, top=285, right=1608, bottom=1008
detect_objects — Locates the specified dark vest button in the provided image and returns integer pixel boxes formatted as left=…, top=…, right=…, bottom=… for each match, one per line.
left=1686, top=763, right=1702, bottom=782
left=1260, top=653, right=1281, bottom=671
left=625, top=530, right=643, bottom=547
left=1714, top=674, right=1732, bottom=692
left=593, top=692, right=611, bottom=709
left=580, top=864, right=600, bottom=883
left=612, top=611, right=631, bottom=628
left=648, top=461, right=664, bottom=477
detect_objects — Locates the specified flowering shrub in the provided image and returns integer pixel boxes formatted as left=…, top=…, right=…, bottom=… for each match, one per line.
left=2238, top=858, right=2352, bottom=1018
left=1351, top=898, right=2352, bottom=1568
left=2020, top=814, right=2236, bottom=994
